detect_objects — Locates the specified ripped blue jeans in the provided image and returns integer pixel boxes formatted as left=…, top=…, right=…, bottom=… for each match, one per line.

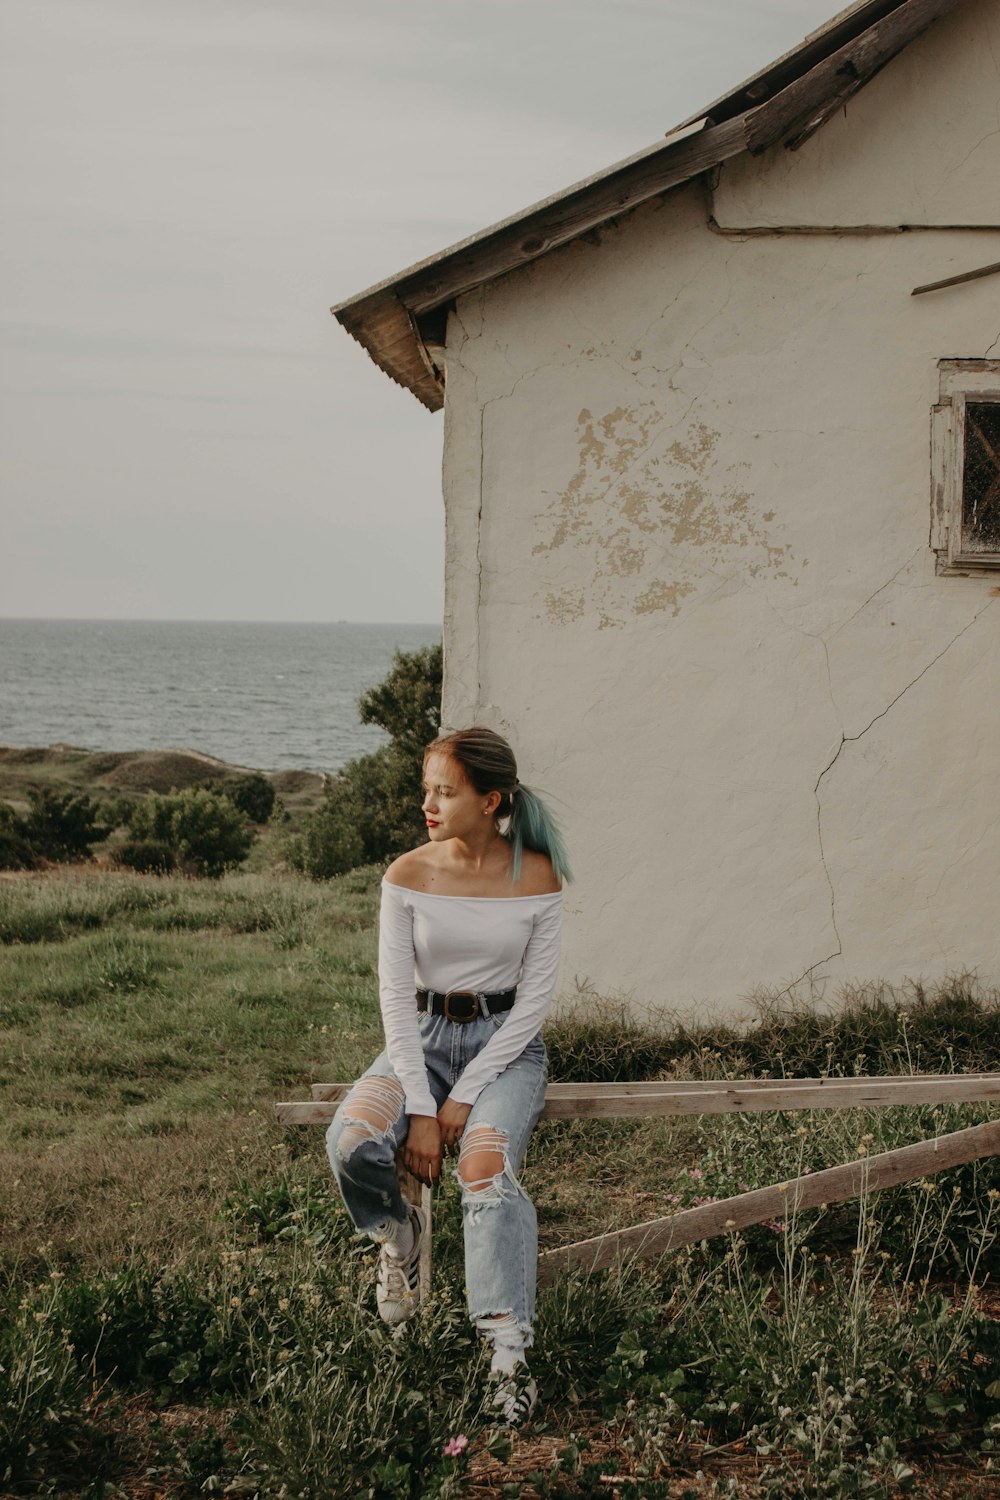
left=326, top=1011, right=548, bottom=1339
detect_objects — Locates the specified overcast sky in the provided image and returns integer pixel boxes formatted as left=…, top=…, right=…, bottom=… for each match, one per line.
left=1, top=0, right=837, bottom=624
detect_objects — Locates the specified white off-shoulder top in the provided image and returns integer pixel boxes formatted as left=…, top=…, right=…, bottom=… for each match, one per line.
left=378, top=878, right=563, bottom=1116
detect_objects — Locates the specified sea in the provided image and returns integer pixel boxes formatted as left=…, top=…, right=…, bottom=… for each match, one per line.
left=0, top=619, right=441, bottom=773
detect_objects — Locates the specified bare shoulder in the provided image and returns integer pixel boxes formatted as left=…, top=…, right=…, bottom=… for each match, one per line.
left=383, top=847, right=437, bottom=890
left=515, top=848, right=562, bottom=896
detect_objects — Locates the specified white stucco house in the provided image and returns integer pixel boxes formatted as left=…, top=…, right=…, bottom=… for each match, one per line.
left=334, top=0, right=1000, bottom=1018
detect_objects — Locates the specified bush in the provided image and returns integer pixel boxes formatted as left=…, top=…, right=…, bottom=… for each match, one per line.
left=222, top=773, right=275, bottom=824
left=0, top=803, right=36, bottom=870
left=113, top=839, right=176, bottom=875
left=288, top=794, right=364, bottom=880
left=130, top=788, right=254, bottom=878
left=19, top=789, right=109, bottom=862
left=357, top=642, right=443, bottom=758
left=293, top=643, right=441, bottom=879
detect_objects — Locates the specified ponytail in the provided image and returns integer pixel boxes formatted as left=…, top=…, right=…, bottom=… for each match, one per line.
left=426, top=725, right=572, bottom=886
left=507, top=783, right=572, bottom=886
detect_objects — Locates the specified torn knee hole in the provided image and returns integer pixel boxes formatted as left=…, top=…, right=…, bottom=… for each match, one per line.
left=337, top=1077, right=404, bottom=1158
left=459, top=1125, right=509, bottom=1192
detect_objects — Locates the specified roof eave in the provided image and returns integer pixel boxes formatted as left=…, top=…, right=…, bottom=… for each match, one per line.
left=333, top=0, right=970, bottom=409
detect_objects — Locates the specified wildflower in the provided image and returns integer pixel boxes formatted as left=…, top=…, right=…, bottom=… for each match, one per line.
left=738, top=1182, right=751, bottom=1193
left=689, top=1168, right=704, bottom=1182
left=278, top=1298, right=290, bottom=1312
left=795, top=1126, right=808, bottom=1137
left=724, top=1219, right=737, bottom=1230
left=230, top=1296, right=242, bottom=1309
left=443, top=1435, right=469, bottom=1458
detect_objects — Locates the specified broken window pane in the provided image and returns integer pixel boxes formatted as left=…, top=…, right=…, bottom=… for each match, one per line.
left=962, top=401, right=1000, bottom=553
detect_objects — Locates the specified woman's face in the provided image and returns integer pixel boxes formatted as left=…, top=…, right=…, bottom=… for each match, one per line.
left=421, top=752, right=492, bottom=842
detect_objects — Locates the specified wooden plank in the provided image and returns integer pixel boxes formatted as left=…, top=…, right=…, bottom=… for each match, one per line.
left=743, top=0, right=966, bottom=156
left=537, top=1119, right=1000, bottom=1282
left=398, top=1166, right=433, bottom=1299
left=911, top=260, right=1000, bottom=296
left=310, top=1073, right=986, bottom=1101
left=332, top=115, right=748, bottom=328
left=285, top=1074, right=1000, bottom=1125
left=539, top=1073, right=976, bottom=1095
left=335, top=290, right=443, bottom=413
left=276, top=1100, right=340, bottom=1124
left=674, top=0, right=904, bottom=132
left=539, top=1077, right=1000, bottom=1118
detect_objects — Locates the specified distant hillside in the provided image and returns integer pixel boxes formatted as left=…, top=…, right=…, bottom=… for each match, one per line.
left=0, top=744, right=325, bottom=819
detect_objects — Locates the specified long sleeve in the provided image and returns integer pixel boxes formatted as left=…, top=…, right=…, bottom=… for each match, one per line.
left=377, top=882, right=438, bottom=1117
left=447, top=893, right=562, bottom=1107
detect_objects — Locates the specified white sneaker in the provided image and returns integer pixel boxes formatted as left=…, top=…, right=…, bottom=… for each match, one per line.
left=490, top=1370, right=538, bottom=1428
left=375, top=1205, right=424, bottom=1325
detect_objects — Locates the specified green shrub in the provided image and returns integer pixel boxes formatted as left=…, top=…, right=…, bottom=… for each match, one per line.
left=223, top=772, right=276, bottom=824
left=130, top=788, right=254, bottom=878
left=358, top=641, right=443, bottom=758
left=294, top=643, right=441, bottom=878
left=113, top=838, right=176, bottom=875
left=0, top=1285, right=87, bottom=1484
left=19, top=789, right=109, bottom=862
left=0, top=803, right=36, bottom=870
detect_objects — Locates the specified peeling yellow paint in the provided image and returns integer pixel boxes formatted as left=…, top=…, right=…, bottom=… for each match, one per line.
left=534, top=405, right=797, bottom=627
left=543, top=588, right=586, bottom=624
left=635, top=579, right=696, bottom=616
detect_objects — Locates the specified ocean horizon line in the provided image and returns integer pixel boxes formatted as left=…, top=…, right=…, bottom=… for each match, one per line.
left=0, top=615, right=442, bottom=628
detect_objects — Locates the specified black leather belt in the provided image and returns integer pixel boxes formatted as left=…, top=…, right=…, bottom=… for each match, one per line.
left=416, top=987, right=517, bottom=1023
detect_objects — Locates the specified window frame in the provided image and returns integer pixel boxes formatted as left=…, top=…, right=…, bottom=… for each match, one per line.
left=931, top=359, right=1000, bottom=576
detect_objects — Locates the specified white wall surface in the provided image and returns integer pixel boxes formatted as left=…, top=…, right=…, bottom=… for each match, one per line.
left=441, top=0, right=1000, bottom=1019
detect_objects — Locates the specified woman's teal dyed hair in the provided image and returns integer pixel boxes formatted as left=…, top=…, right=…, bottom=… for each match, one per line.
left=426, top=726, right=572, bottom=884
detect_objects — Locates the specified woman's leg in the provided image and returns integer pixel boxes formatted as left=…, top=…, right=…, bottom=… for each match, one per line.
left=458, top=1036, right=548, bottom=1364
left=326, top=1054, right=412, bottom=1236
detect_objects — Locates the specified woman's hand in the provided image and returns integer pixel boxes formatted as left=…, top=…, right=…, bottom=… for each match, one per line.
left=437, top=1098, right=472, bottom=1155
left=403, top=1114, right=443, bottom=1187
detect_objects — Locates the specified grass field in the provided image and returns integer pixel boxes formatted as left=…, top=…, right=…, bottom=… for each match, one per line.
left=1, top=864, right=998, bottom=1498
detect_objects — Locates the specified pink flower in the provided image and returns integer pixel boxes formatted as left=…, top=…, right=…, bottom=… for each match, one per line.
left=443, top=1435, right=469, bottom=1458
left=689, top=1168, right=704, bottom=1181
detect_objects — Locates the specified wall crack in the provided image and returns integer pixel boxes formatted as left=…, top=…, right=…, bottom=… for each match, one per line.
left=827, top=546, right=925, bottom=640
left=809, top=597, right=996, bottom=984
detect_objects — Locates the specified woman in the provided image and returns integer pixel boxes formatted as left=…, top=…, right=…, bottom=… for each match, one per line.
left=326, top=725, right=570, bottom=1426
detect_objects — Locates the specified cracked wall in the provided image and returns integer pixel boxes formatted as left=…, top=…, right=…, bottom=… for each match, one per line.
left=440, top=3, right=1000, bottom=1017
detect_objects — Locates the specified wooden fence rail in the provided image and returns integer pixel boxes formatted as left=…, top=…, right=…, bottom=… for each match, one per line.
left=276, top=1073, right=1000, bottom=1126
left=275, top=1074, right=1000, bottom=1288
